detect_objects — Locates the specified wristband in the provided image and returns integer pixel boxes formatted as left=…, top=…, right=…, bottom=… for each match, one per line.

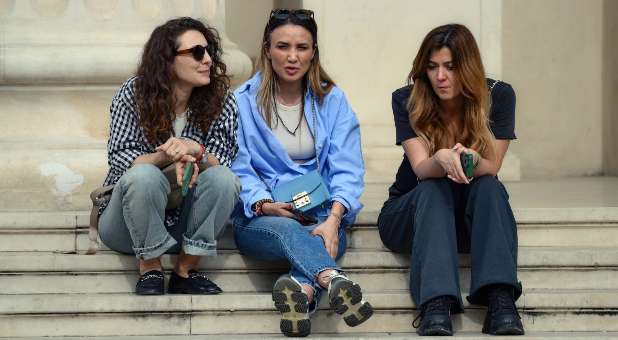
left=251, top=199, right=274, bottom=216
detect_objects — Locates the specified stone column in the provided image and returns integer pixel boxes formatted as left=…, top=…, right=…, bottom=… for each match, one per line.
left=0, top=0, right=251, bottom=85
left=0, top=0, right=252, bottom=211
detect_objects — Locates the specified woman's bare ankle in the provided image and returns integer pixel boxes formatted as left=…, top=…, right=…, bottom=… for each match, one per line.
left=174, top=252, right=201, bottom=278
left=138, top=258, right=162, bottom=275
left=317, top=269, right=339, bottom=289
left=300, top=283, right=315, bottom=303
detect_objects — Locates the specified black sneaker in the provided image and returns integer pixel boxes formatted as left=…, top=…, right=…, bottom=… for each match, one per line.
left=327, top=273, right=374, bottom=327
left=412, top=296, right=455, bottom=336
left=272, top=275, right=311, bottom=337
left=482, top=285, right=525, bottom=335
left=168, top=269, right=222, bottom=294
left=135, top=270, right=165, bottom=295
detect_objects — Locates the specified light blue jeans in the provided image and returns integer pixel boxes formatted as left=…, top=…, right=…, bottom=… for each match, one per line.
left=99, top=164, right=240, bottom=260
left=233, top=214, right=347, bottom=299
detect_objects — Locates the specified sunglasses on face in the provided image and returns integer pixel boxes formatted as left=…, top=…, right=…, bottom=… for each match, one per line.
left=175, top=44, right=216, bottom=62
left=269, top=9, right=314, bottom=21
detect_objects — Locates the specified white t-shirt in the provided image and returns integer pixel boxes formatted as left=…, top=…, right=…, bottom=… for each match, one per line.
left=173, top=112, right=187, bottom=137
left=270, top=101, right=315, bottom=163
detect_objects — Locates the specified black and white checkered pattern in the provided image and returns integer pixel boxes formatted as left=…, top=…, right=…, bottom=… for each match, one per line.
left=100, top=76, right=238, bottom=226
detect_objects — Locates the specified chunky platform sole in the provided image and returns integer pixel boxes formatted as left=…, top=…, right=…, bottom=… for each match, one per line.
left=272, top=276, right=311, bottom=337
left=328, top=277, right=374, bottom=327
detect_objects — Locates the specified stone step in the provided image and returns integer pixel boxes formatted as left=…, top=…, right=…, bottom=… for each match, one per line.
left=1, top=247, right=617, bottom=273
left=1, top=299, right=617, bottom=337
left=2, top=221, right=618, bottom=253
left=2, top=289, right=617, bottom=314
left=1, top=176, right=618, bottom=227
left=1, top=268, right=616, bottom=295
left=3, top=194, right=618, bottom=227
left=19, top=333, right=618, bottom=340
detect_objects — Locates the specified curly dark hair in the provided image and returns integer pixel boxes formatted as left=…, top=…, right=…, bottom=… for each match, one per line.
left=135, top=17, right=230, bottom=143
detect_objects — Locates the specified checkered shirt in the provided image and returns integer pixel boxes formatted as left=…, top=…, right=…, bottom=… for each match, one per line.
left=100, top=76, right=238, bottom=227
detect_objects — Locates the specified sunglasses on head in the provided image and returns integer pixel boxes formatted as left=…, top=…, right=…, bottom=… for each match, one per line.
left=269, top=9, right=314, bottom=21
left=175, top=44, right=216, bottom=62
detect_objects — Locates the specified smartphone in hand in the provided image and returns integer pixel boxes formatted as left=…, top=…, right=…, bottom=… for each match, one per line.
left=294, top=210, right=318, bottom=225
left=460, top=152, right=474, bottom=180
left=181, top=162, right=193, bottom=197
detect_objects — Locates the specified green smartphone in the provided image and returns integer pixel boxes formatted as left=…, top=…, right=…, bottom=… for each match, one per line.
left=181, top=163, right=193, bottom=197
left=460, top=152, right=474, bottom=180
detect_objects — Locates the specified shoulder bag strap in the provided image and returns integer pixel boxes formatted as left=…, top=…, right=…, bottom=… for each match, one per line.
left=310, top=97, right=320, bottom=173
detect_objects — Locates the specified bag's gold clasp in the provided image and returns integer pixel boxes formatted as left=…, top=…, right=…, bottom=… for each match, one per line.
left=292, top=191, right=311, bottom=209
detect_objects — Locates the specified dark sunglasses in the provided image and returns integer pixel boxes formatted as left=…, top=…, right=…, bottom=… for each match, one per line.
left=269, top=9, right=314, bottom=21
left=175, top=44, right=216, bottom=62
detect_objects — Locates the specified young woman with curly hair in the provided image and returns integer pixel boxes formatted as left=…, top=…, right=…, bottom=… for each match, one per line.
left=97, top=17, right=240, bottom=296
left=377, top=24, right=524, bottom=336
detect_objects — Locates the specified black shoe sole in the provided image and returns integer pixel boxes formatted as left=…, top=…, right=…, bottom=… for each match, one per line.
left=167, top=287, right=222, bottom=294
left=418, top=325, right=454, bottom=336
left=272, top=277, right=311, bottom=337
left=135, top=288, right=164, bottom=295
left=483, top=324, right=525, bottom=335
left=329, top=278, right=374, bottom=327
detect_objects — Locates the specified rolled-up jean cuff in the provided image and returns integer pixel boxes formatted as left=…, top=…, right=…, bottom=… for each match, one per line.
left=133, top=234, right=177, bottom=260
left=183, top=235, right=218, bottom=256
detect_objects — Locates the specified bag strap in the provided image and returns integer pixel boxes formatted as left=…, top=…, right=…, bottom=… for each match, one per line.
left=86, top=207, right=100, bottom=255
left=86, top=185, right=113, bottom=255
left=310, top=97, right=320, bottom=173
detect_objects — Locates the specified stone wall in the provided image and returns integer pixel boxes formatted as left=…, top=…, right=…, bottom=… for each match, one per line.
left=603, top=0, right=618, bottom=175
left=503, top=0, right=605, bottom=177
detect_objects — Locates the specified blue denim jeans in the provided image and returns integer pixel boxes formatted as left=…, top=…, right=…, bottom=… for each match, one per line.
left=233, top=215, right=347, bottom=299
left=99, top=164, right=240, bottom=260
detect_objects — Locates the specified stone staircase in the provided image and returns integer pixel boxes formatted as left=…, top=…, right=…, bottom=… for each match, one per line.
left=1, top=179, right=618, bottom=338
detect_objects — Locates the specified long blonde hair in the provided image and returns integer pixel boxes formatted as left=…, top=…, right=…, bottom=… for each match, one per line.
left=255, top=10, right=335, bottom=127
left=407, top=24, right=495, bottom=158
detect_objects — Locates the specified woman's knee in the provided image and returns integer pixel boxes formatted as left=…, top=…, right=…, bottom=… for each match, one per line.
left=471, top=175, right=505, bottom=196
left=197, top=165, right=240, bottom=196
left=118, top=164, right=168, bottom=192
left=415, top=178, right=450, bottom=195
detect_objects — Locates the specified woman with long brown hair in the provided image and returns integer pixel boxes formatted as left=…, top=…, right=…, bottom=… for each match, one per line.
left=97, top=17, right=240, bottom=295
left=231, top=9, right=372, bottom=337
left=377, top=24, right=524, bottom=336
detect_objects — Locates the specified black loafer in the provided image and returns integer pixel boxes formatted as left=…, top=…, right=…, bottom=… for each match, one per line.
left=168, top=269, right=222, bottom=294
left=413, top=296, right=455, bottom=336
left=135, top=270, right=165, bottom=295
left=482, top=285, right=525, bottom=335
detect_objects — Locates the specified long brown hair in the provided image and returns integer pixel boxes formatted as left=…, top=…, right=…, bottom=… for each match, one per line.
left=407, top=24, right=494, bottom=158
left=135, top=17, right=230, bottom=143
left=255, top=9, right=335, bottom=128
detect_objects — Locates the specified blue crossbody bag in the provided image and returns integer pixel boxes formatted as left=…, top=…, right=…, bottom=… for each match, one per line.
left=272, top=98, right=331, bottom=213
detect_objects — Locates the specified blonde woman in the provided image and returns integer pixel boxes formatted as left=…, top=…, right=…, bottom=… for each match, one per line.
left=231, top=9, right=373, bottom=337
left=377, top=24, right=524, bottom=336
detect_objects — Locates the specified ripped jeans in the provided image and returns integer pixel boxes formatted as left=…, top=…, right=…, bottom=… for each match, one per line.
left=233, top=215, right=347, bottom=301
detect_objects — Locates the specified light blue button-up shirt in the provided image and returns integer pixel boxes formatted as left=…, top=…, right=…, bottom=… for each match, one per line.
left=231, top=73, right=365, bottom=225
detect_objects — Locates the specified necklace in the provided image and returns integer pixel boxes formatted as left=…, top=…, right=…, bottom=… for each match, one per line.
left=273, top=98, right=304, bottom=136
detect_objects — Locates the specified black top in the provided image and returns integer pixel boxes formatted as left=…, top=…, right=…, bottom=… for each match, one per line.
left=388, top=79, right=516, bottom=199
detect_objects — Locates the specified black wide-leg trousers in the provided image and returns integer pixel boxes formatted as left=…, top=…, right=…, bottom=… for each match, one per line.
left=377, top=175, right=522, bottom=312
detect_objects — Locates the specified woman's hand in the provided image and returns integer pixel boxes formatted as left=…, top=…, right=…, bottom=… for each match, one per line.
left=261, top=202, right=298, bottom=219
left=175, top=154, right=199, bottom=188
left=433, top=147, right=469, bottom=184
left=311, top=216, right=340, bottom=259
left=452, top=143, right=481, bottom=168
left=156, top=137, right=201, bottom=162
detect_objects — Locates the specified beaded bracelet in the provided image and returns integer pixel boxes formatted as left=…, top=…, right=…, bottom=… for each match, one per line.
left=251, top=199, right=274, bottom=216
